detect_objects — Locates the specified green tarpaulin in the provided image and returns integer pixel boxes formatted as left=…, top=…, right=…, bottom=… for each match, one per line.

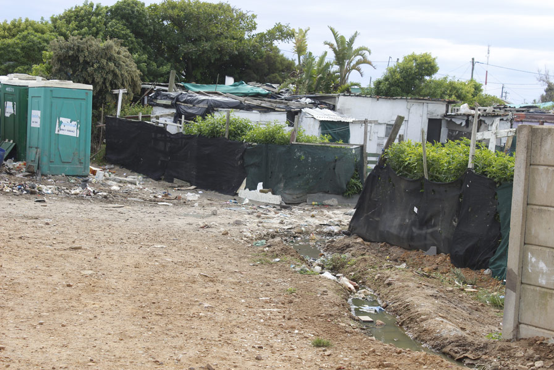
left=181, top=81, right=270, bottom=97
left=321, top=121, right=351, bottom=143
left=488, top=182, right=513, bottom=280
left=244, top=144, right=363, bottom=203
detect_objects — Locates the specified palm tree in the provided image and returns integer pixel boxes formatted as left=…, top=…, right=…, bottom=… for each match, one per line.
left=324, top=26, right=374, bottom=88
left=292, top=27, right=310, bottom=67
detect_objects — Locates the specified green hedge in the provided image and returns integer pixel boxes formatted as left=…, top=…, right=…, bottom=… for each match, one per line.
left=384, top=138, right=514, bottom=184
left=182, top=113, right=330, bottom=145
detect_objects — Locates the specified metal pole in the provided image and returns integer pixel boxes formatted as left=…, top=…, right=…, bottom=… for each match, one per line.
left=116, top=90, right=123, bottom=118
left=471, top=58, right=475, bottom=81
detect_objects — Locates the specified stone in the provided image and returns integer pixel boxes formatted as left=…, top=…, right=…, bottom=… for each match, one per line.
left=535, top=361, right=544, bottom=368
left=255, top=355, right=263, bottom=360
left=375, top=320, right=386, bottom=327
left=322, top=198, right=338, bottom=206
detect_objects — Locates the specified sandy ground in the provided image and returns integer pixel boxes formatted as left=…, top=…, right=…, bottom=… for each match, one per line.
left=1, top=166, right=553, bottom=370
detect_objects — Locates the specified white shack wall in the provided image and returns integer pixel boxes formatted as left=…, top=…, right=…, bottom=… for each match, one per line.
left=214, top=110, right=287, bottom=126
left=334, top=96, right=448, bottom=153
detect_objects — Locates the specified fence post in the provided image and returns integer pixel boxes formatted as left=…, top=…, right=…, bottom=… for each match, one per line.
left=421, top=129, right=428, bottom=179
left=363, top=119, right=368, bottom=179
left=225, top=111, right=230, bottom=139
left=468, top=110, right=479, bottom=169
left=290, top=115, right=299, bottom=143
left=378, top=115, right=404, bottom=166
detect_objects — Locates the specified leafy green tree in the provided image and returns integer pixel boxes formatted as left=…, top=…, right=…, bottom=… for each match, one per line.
left=0, top=18, right=56, bottom=75
left=50, top=1, right=108, bottom=39
left=373, top=53, right=504, bottom=105
left=373, top=52, right=438, bottom=97
left=49, top=36, right=141, bottom=110
left=324, top=26, right=374, bottom=88
left=149, top=0, right=257, bottom=82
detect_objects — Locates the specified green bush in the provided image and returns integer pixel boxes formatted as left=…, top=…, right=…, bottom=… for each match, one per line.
left=182, top=113, right=331, bottom=145
left=384, top=138, right=514, bottom=184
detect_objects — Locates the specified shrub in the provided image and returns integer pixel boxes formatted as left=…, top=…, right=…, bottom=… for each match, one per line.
left=384, top=138, right=514, bottom=185
left=182, top=113, right=331, bottom=145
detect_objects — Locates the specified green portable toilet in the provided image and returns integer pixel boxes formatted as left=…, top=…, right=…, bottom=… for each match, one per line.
left=0, top=75, right=42, bottom=160
left=26, top=80, right=93, bottom=176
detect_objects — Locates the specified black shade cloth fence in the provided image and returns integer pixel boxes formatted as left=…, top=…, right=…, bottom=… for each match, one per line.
left=350, top=165, right=502, bottom=270
left=105, top=117, right=247, bottom=195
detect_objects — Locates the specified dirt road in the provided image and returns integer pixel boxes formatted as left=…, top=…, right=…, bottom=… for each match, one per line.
left=1, top=191, right=457, bottom=369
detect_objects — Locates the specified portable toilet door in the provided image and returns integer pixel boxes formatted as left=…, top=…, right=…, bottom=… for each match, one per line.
left=0, top=74, right=44, bottom=160
left=1, top=79, right=31, bottom=160
left=26, top=80, right=93, bottom=176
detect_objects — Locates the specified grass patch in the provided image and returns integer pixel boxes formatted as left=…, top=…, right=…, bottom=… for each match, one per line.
left=324, top=254, right=354, bottom=271
left=452, top=268, right=477, bottom=286
left=311, top=337, right=332, bottom=348
left=285, top=287, right=296, bottom=294
left=477, top=291, right=505, bottom=309
left=485, top=332, right=502, bottom=340
left=298, top=269, right=319, bottom=275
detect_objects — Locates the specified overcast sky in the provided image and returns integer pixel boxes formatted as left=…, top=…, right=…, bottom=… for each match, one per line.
left=3, top=0, right=553, bottom=104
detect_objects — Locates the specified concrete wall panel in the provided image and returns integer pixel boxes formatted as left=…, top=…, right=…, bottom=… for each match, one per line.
left=519, top=284, right=554, bottom=332
left=519, top=324, right=554, bottom=339
left=528, top=166, right=554, bottom=207
left=531, top=126, right=554, bottom=166
left=522, top=244, right=554, bottom=289
left=525, top=206, right=554, bottom=248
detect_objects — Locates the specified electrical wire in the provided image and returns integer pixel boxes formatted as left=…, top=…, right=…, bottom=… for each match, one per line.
left=475, top=62, right=540, bottom=76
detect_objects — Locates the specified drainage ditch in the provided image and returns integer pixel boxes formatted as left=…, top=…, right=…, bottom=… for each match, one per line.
left=288, top=236, right=464, bottom=366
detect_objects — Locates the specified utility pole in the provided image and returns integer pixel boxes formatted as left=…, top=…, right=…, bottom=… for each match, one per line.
left=501, top=84, right=504, bottom=100
left=471, top=58, right=475, bottom=81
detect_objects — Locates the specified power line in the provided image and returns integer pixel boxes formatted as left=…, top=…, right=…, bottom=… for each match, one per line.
left=475, top=62, right=540, bottom=76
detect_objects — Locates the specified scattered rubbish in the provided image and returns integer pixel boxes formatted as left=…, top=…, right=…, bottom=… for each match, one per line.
left=253, top=240, right=267, bottom=247
left=151, top=245, right=167, bottom=248
left=34, top=198, right=46, bottom=203
left=68, top=246, right=83, bottom=250
left=321, top=271, right=337, bottom=281
left=185, top=193, right=200, bottom=201
left=358, top=305, right=385, bottom=314
left=344, top=209, right=355, bottom=216
left=483, top=268, right=492, bottom=275
left=358, top=316, right=374, bottom=322
left=238, top=188, right=282, bottom=205
left=80, top=270, right=95, bottom=275
left=272, top=258, right=280, bottom=262
left=424, top=246, right=437, bottom=256
left=395, top=263, right=407, bottom=269
left=102, top=204, right=124, bottom=208
left=174, top=186, right=196, bottom=191
left=157, top=202, right=173, bottom=206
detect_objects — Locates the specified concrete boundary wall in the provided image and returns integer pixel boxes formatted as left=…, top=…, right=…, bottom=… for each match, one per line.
left=503, top=125, right=554, bottom=339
